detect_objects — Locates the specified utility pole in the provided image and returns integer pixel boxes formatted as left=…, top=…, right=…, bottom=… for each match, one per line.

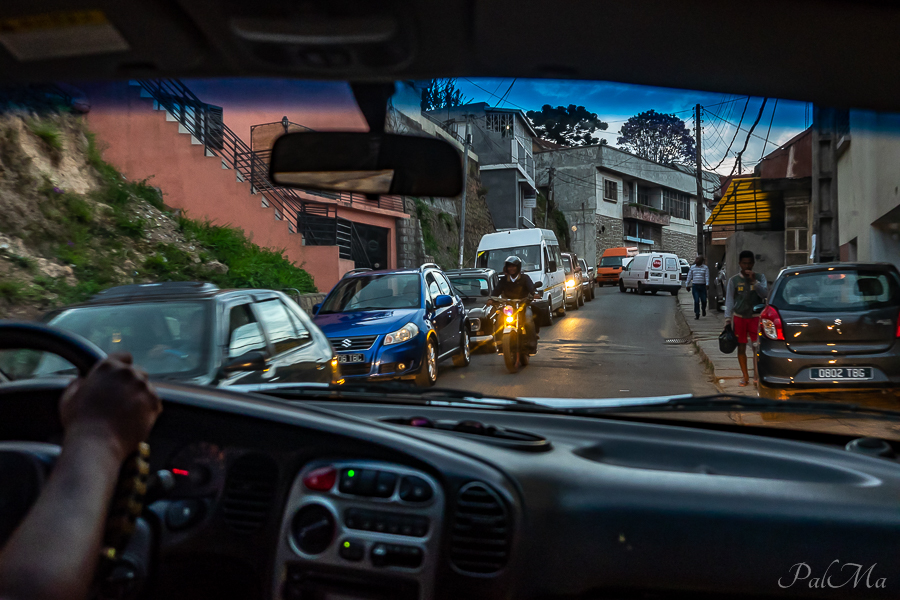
left=581, top=201, right=586, bottom=258
left=694, top=104, right=705, bottom=257
left=737, top=154, right=742, bottom=175
left=544, top=167, right=554, bottom=229
left=457, top=116, right=471, bottom=269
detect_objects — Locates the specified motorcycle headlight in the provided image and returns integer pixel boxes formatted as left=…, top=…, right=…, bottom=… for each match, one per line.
left=505, top=315, right=515, bottom=324
left=502, top=306, right=514, bottom=316
left=384, top=322, right=420, bottom=345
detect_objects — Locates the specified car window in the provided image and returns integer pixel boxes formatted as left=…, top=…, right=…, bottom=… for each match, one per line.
left=255, top=299, right=308, bottom=354
left=32, top=302, right=210, bottom=379
left=476, top=245, right=542, bottom=272
left=425, top=273, right=441, bottom=300
left=449, top=276, right=489, bottom=296
left=435, top=272, right=453, bottom=296
left=773, top=270, right=900, bottom=312
left=600, top=256, right=623, bottom=267
left=561, top=256, right=573, bottom=273
left=228, top=304, right=267, bottom=358
left=543, top=246, right=552, bottom=272
left=665, top=258, right=677, bottom=271
left=318, top=274, right=422, bottom=313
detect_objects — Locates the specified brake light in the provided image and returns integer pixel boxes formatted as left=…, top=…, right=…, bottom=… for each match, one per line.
left=760, top=305, right=784, bottom=341
left=644, top=271, right=649, bottom=280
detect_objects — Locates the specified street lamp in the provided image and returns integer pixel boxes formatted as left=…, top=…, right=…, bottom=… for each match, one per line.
left=281, top=116, right=289, bottom=133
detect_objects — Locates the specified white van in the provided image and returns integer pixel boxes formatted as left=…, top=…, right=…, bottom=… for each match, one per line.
left=475, top=229, right=567, bottom=325
left=619, top=252, right=682, bottom=295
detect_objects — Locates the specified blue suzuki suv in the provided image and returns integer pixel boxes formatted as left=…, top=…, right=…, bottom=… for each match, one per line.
left=313, top=264, right=470, bottom=386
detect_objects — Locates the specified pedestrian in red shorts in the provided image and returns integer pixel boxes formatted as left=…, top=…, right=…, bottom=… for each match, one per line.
left=724, top=250, right=768, bottom=387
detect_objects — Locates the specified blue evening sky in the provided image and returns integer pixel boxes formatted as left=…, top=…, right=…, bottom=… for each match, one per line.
left=457, top=78, right=811, bottom=175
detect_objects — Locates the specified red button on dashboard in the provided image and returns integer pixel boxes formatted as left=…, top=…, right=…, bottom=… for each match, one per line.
left=304, top=466, right=337, bottom=491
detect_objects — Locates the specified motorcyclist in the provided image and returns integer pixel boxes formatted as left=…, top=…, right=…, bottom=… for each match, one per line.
left=486, top=256, right=539, bottom=354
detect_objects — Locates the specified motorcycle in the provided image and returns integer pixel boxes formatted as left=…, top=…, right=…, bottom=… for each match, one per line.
left=491, top=296, right=534, bottom=373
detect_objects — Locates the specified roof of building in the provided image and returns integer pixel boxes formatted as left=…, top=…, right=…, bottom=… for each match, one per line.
left=755, top=127, right=812, bottom=180
left=426, top=102, right=539, bottom=138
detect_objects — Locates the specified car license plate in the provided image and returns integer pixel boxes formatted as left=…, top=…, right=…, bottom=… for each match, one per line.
left=338, top=353, right=365, bottom=364
left=811, top=367, right=873, bottom=381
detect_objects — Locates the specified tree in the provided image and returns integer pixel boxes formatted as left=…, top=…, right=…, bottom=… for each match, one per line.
left=616, top=110, right=696, bottom=164
left=526, top=104, right=608, bottom=147
left=420, top=79, right=468, bottom=111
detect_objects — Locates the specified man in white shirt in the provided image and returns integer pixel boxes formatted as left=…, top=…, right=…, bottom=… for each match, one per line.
left=685, top=256, right=711, bottom=319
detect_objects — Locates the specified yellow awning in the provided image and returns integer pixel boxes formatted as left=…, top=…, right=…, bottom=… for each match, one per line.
left=706, top=177, right=772, bottom=226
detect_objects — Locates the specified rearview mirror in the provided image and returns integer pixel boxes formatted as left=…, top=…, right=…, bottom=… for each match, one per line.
left=434, top=294, right=453, bottom=308
left=480, top=289, right=490, bottom=296
left=223, top=350, right=267, bottom=373
left=269, top=132, right=463, bottom=197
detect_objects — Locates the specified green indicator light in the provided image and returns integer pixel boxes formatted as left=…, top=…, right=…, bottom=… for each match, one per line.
left=348, top=470, right=355, bottom=477
left=343, top=541, right=350, bottom=548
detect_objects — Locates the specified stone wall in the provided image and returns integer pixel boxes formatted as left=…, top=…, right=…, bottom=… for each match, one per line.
left=661, top=228, right=697, bottom=260
left=595, top=215, right=624, bottom=264
left=292, top=292, right=327, bottom=315
left=396, top=197, right=430, bottom=268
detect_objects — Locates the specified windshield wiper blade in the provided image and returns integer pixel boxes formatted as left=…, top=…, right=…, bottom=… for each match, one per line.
left=573, top=393, right=900, bottom=420
left=249, top=382, right=544, bottom=409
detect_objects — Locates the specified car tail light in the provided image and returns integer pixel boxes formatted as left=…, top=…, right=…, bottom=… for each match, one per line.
left=644, top=271, right=649, bottom=280
left=760, top=305, right=784, bottom=341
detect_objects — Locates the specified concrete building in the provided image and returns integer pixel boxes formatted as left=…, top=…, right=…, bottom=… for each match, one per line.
left=427, top=103, right=537, bottom=229
left=836, top=110, right=900, bottom=266
left=534, top=144, right=716, bottom=264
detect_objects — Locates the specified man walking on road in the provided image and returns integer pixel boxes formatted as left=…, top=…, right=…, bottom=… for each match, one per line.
left=686, top=255, right=710, bottom=319
left=724, top=250, right=768, bottom=387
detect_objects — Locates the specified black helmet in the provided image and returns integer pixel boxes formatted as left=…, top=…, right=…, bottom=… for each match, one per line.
left=504, top=256, right=523, bottom=271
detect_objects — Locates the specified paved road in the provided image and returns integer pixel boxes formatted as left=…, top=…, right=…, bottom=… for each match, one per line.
left=437, top=285, right=718, bottom=400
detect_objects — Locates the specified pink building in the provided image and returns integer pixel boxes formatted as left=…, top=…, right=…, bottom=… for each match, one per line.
left=83, top=79, right=407, bottom=293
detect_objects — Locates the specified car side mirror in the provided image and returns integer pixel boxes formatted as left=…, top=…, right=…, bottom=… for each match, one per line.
left=480, top=289, right=489, bottom=296
left=312, top=303, right=322, bottom=314
left=434, top=294, right=453, bottom=308
left=223, top=350, right=267, bottom=373
left=534, top=282, right=543, bottom=290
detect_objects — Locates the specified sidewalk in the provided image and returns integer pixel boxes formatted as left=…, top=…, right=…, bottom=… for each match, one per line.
left=677, top=291, right=759, bottom=396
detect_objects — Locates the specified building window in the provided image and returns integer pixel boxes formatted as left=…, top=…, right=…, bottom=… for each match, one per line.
left=662, top=189, right=690, bottom=220
left=604, top=180, right=618, bottom=202
left=485, top=112, right=515, bottom=137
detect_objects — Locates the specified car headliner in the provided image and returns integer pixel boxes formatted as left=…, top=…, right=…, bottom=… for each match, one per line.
left=0, top=1, right=898, bottom=112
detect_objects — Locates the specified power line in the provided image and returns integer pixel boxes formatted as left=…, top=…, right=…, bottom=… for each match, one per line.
left=461, top=78, right=530, bottom=111
left=703, top=105, right=781, bottom=149
left=497, top=78, right=517, bottom=108
left=716, top=98, right=769, bottom=190
left=759, top=98, right=778, bottom=162
left=707, top=96, right=750, bottom=171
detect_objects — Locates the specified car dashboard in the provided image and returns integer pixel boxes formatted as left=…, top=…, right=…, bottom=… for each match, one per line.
left=1, top=380, right=899, bottom=600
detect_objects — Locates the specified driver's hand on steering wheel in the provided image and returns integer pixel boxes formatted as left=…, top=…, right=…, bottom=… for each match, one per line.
left=60, top=353, right=162, bottom=462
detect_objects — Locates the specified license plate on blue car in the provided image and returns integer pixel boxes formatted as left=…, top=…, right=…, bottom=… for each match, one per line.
left=338, top=354, right=365, bottom=363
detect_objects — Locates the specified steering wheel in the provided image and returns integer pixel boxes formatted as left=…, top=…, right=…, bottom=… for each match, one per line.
left=0, top=322, right=151, bottom=595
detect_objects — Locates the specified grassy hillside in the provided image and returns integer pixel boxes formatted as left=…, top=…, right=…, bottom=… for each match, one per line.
left=0, top=108, right=315, bottom=320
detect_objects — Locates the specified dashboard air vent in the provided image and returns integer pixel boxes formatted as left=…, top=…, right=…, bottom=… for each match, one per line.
left=449, top=482, right=510, bottom=574
left=222, top=454, right=278, bottom=534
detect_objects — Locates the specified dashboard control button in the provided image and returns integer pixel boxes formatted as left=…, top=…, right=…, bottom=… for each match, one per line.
left=344, top=509, right=429, bottom=537
left=399, top=476, right=433, bottom=502
left=374, top=471, right=398, bottom=497
left=338, top=538, right=365, bottom=561
left=339, top=468, right=378, bottom=496
left=303, top=466, right=336, bottom=492
left=165, top=499, right=204, bottom=530
left=291, top=504, right=335, bottom=555
left=370, top=543, right=423, bottom=568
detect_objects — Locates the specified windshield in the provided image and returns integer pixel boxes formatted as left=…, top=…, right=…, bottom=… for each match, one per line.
left=600, top=256, right=623, bottom=267
left=476, top=246, right=542, bottom=273
left=319, top=274, right=421, bottom=313
left=448, top=276, right=489, bottom=297
left=772, top=270, right=900, bottom=312
left=3, top=74, right=900, bottom=442
left=5, top=302, right=211, bottom=380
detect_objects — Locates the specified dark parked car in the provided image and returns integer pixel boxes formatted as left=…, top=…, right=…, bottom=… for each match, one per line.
left=757, top=263, right=900, bottom=399
left=578, top=257, right=595, bottom=301
left=312, top=264, right=470, bottom=386
left=20, top=282, right=339, bottom=386
left=445, top=268, right=500, bottom=352
left=560, top=252, right=584, bottom=309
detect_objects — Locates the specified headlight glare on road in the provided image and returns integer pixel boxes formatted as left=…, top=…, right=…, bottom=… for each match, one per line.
left=384, top=322, right=419, bottom=345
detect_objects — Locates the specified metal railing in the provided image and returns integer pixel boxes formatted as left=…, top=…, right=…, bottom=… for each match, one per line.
left=135, top=79, right=406, bottom=227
